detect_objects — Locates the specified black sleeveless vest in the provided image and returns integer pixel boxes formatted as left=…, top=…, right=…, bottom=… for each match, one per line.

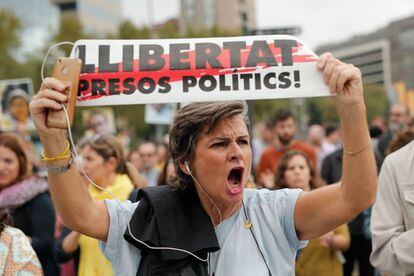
left=124, top=185, right=220, bottom=276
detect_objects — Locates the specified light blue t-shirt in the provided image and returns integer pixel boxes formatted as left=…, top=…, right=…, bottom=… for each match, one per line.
left=100, top=188, right=307, bottom=276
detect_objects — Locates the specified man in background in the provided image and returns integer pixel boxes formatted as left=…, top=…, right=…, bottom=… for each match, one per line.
left=257, top=109, right=316, bottom=187
left=138, top=142, right=160, bottom=187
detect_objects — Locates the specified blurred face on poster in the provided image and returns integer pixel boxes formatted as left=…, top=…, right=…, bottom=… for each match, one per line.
left=85, top=109, right=115, bottom=136
left=9, top=96, right=30, bottom=122
left=0, top=80, right=33, bottom=119
left=89, top=113, right=109, bottom=134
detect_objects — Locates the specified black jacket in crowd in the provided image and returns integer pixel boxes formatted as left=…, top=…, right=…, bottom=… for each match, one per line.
left=12, top=192, right=60, bottom=276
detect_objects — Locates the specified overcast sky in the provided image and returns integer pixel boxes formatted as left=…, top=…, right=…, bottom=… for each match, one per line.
left=121, top=0, right=414, bottom=49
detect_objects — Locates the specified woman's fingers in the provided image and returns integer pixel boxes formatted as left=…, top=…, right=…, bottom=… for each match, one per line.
left=37, top=88, right=68, bottom=103
left=31, top=78, right=68, bottom=115
left=336, top=65, right=361, bottom=93
left=336, top=66, right=353, bottom=93
left=317, top=52, right=332, bottom=70
left=30, top=78, right=68, bottom=116
left=30, top=96, right=63, bottom=114
left=319, top=53, right=361, bottom=94
left=320, top=54, right=342, bottom=91
left=329, top=64, right=348, bottom=93
left=40, top=77, right=66, bottom=92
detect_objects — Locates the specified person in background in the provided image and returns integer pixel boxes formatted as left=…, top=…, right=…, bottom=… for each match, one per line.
left=156, top=142, right=168, bottom=171
left=126, top=148, right=148, bottom=189
left=0, top=207, right=43, bottom=275
left=252, top=120, right=274, bottom=171
left=115, top=115, right=131, bottom=151
left=369, top=125, right=384, bottom=156
left=321, top=144, right=383, bottom=276
left=86, top=109, right=113, bottom=136
left=384, top=128, right=414, bottom=156
left=157, top=155, right=175, bottom=187
left=308, top=124, right=326, bottom=170
left=324, top=124, right=341, bottom=153
left=0, top=88, right=43, bottom=173
left=274, top=150, right=349, bottom=276
left=129, top=151, right=169, bottom=202
left=0, top=133, right=58, bottom=275
left=377, top=104, right=410, bottom=157
left=370, top=116, right=388, bottom=138
left=127, top=148, right=143, bottom=171
left=258, top=109, right=316, bottom=187
left=56, top=134, right=134, bottom=276
left=138, top=141, right=160, bottom=187
left=370, top=129, right=414, bottom=275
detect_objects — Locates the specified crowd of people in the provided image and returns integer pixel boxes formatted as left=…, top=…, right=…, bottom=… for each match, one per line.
left=0, top=53, right=412, bottom=275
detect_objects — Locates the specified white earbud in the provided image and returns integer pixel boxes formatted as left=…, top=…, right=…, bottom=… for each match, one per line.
left=185, top=161, right=191, bottom=174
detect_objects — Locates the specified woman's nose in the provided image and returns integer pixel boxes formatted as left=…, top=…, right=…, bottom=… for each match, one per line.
left=228, top=142, right=243, bottom=161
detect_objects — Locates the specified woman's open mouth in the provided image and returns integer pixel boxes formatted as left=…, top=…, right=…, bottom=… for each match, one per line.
left=226, top=167, right=244, bottom=195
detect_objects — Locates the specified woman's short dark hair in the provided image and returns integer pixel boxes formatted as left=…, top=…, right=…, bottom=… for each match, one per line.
left=274, top=150, right=325, bottom=190
left=272, top=109, right=295, bottom=127
left=169, top=101, right=249, bottom=189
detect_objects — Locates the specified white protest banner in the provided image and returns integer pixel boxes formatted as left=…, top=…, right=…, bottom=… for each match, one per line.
left=145, top=103, right=176, bottom=125
left=71, top=35, right=330, bottom=107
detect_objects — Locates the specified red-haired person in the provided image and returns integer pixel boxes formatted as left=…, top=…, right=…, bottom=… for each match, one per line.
left=275, top=151, right=350, bottom=276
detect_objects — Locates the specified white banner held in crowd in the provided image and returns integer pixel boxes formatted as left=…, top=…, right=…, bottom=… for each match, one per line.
left=71, top=35, right=330, bottom=107
left=145, top=103, right=176, bottom=125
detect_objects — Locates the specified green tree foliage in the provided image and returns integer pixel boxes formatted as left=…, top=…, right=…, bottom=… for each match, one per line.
left=304, top=83, right=390, bottom=124
left=157, top=20, right=180, bottom=38
left=0, top=10, right=21, bottom=78
left=186, top=26, right=241, bottom=38
left=363, top=84, right=390, bottom=121
left=253, top=99, right=291, bottom=124
left=118, top=20, right=150, bottom=39
left=307, top=99, right=323, bottom=125
left=254, top=83, right=390, bottom=126
left=53, top=15, right=88, bottom=56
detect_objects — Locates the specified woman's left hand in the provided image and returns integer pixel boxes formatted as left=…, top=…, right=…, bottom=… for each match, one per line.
left=318, top=53, right=364, bottom=112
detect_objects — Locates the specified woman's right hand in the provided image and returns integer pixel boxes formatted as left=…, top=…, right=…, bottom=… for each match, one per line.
left=29, top=78, right=68, bottom=140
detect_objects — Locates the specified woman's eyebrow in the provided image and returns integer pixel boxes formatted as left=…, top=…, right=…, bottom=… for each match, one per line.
left=209, top=135, right=250, bottom=142
left=237, top=135, right=250, bottom=140
left=209, top=137, right=230, bottom=143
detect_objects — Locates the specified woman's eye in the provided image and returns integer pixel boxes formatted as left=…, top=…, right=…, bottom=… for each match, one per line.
left=238, top=139, right=249, bottom=145
left=212, top=142, right=225, bottom=147
left=4, top=159, right=14, bottom=164
left=85, top=157, right=93, bottom=162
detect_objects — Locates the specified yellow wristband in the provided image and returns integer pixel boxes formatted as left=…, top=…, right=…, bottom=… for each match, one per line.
left=41, top=140, right=70, bottom=162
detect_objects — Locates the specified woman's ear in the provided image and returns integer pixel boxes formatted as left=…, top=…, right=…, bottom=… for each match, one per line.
left=179, top=161, right=191, bottom=175
left=106, top=156, right=118, bottom=171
